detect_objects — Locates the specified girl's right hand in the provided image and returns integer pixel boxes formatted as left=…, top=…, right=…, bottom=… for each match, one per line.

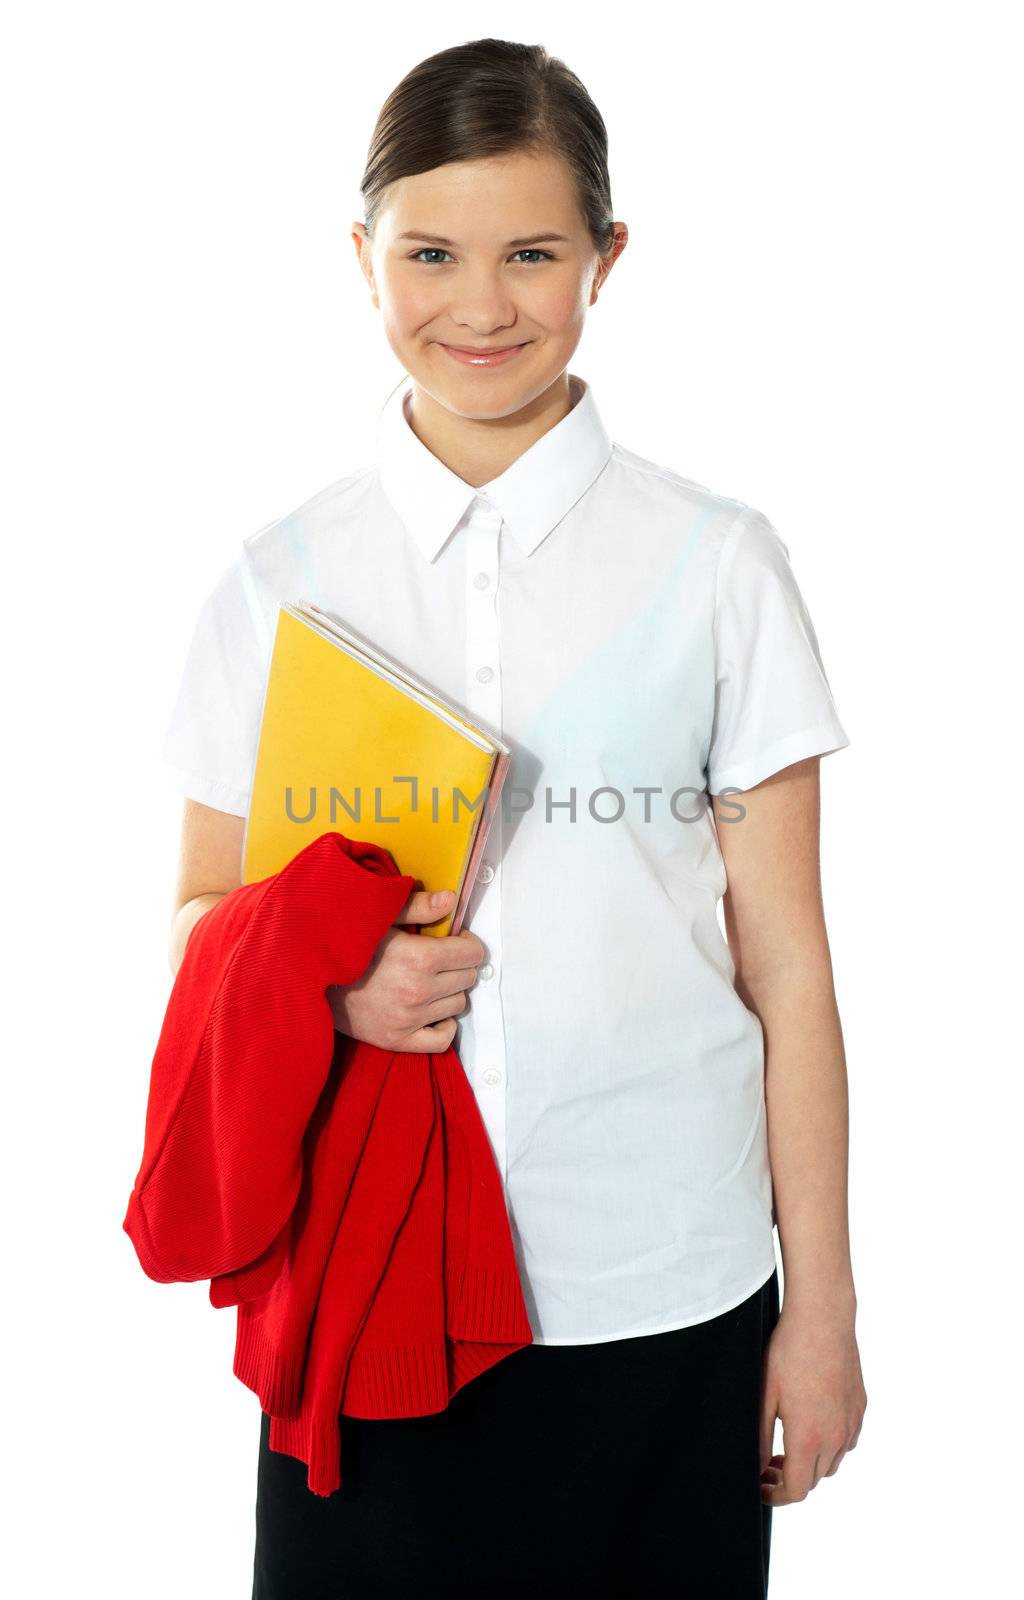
left=327, top=888, right=487, bottom=1052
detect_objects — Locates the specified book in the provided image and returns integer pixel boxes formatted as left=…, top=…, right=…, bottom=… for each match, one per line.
left=240, top=600, right=511, bottom=939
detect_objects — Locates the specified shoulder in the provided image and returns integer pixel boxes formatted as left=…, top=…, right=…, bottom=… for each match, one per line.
left=715, top=506, right=792, bottom=592
left=604, top=440, right=758, bottom=551
left=242, top=461, right=378, bottom=567
left=229, top=462, right=378, bottom=644
left=601, top=438, right=800, bottom=607
left=179, top=463, right=379, bottom=663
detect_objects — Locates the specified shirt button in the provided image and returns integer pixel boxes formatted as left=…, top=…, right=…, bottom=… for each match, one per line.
left=475, top=664, right=494, bottom=684
left=473, top=571, right=490, bottom=590
left=479, top=963, right=494, bottom=981
left=482, top=1067, right=503, bottom=1086
left=478, top=863, right=495, bottom=884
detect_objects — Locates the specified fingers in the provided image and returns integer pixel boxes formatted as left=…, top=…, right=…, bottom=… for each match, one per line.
left=759, top=1386, right=778, bottom=1474
left=760, top=1445, right=810, bottom=1506
left=430, top=931, right=488, bottom=970
left=419, top=989, right=472, bottom=1026
left=401, top=1016, right=460, bottom=1053
left=395, top=929, right=488, bottom=978
left=388, top=955, right=482, bottom=1013
left=368, top=942, right=482, bottom=1054
left=422, top=967, right=482, bottom=999
left=773, top=1440, right=815, bottom=1505
left=389, top=911, right=486, bottom=963
left=761, top=1438, right=852, bottom=1505
left=393, top=888, right=456, bottom=926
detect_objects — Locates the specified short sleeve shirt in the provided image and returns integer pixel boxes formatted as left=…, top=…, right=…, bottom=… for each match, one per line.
left=162, top=372, right=850, bottom=1343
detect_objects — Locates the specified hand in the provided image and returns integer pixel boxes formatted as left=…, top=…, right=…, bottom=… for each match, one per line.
left=759, top=1298, right=867, bottom=1506
left=327, top=887, right=487, bottom=1052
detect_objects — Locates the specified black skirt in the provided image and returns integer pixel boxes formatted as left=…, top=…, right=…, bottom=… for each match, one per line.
left=252, top=1266, right=781, bottom=1599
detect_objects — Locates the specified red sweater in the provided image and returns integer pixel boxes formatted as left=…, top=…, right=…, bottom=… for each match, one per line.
left=122, top=831, right=533, bottom=1497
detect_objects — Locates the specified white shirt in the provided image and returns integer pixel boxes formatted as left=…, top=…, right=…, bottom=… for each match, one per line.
left=162, top=370, right=850, bottom=1345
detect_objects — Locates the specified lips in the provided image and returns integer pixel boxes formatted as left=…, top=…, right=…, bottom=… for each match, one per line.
left=440, top=342, right=529, bottom=368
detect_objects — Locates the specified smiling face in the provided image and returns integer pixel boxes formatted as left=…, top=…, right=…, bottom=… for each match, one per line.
left=353, top=146, right=626, bottom=421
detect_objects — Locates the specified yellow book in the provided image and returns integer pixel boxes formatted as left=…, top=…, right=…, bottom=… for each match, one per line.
left=241, top=601, right=511, bottom=938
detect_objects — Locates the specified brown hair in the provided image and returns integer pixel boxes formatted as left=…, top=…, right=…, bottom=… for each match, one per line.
left=360, top=39, right=615, bottom=258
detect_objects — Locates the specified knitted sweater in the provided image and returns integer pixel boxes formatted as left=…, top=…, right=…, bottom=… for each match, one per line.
left=122, top=830, right=533, bottom=1497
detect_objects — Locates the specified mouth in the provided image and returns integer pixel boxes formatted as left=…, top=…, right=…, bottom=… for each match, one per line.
left=439, top=341, right=530, bottom=368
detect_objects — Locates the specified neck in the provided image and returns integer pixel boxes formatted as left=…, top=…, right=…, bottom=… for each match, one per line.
left=406, top=372, right=576, bottom=488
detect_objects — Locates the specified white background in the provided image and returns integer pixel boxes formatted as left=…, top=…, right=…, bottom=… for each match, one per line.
left=4, top=2, right=1020, bottom=1593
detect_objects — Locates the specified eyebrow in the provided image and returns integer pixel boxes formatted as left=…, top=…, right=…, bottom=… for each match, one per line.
left=396, top=231, right=571, bottom=248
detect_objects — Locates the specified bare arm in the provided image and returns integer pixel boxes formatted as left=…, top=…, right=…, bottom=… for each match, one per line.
left=168, top=799, right=245, bottom=974
left=715, top=755, right=855, bottom=1310
left=714, top=754, right=866, bottom=1503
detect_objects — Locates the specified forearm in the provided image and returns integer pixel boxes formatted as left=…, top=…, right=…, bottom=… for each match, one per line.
left=740, top=961, right=856, bottom=1318
left=169, top=892, right=227, bottom=975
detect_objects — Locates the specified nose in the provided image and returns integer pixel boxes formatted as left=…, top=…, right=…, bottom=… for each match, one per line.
left=447, top=268, right=519, bottom=338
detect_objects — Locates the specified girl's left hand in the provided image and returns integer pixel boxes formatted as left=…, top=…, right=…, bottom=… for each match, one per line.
left=759, top=1300, right=867, bottom=1505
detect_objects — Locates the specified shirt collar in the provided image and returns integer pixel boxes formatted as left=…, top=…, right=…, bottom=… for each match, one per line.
left=375, top=370, right=613, bottom=562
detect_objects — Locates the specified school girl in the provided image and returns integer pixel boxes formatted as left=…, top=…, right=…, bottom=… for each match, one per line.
left=161, top=36, right=867, bottom=1599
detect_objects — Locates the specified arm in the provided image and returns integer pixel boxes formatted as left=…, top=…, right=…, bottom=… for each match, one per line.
left=714, top=755, right=866, bottom=1504
left=168, top=798, right=245, bottom=973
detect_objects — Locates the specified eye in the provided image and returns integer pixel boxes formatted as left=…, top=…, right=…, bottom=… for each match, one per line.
left=409, top=248, right=555, bottom=266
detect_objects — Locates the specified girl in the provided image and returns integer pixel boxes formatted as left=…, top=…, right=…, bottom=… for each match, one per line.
left=162, top=37, right=866, bottom=1599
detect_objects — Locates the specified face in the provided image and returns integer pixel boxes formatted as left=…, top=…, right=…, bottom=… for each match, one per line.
left=353, top=147, right=627, bottom=420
